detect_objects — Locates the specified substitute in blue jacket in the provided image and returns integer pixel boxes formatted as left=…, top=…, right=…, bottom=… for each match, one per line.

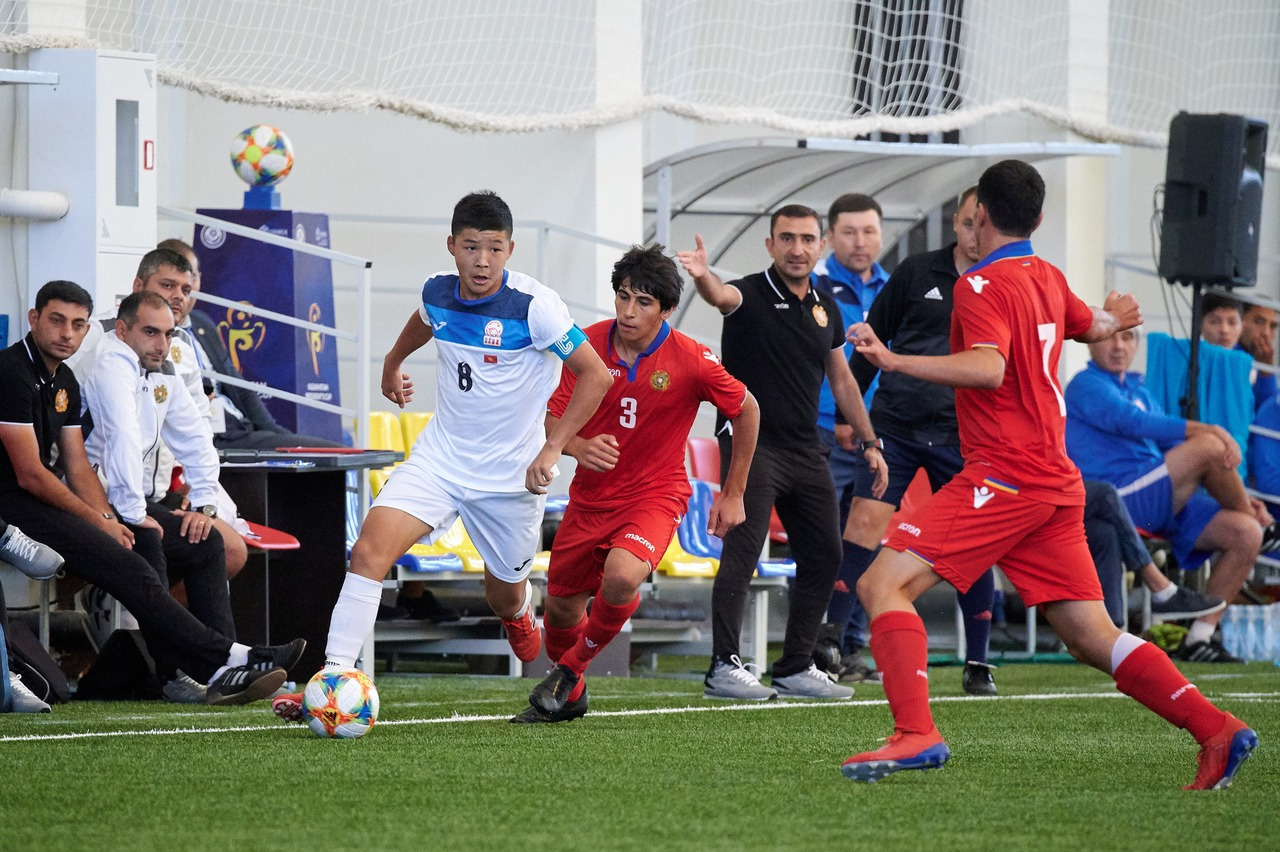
left=1064, top=326, right=1274, bottom=663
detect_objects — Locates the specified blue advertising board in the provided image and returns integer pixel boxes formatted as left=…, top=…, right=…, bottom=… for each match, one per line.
left=191, top=209, right=342, bottom=442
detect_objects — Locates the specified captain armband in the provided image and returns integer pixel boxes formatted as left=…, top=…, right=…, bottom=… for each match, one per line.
left=549, top=325, right=588, bottom=362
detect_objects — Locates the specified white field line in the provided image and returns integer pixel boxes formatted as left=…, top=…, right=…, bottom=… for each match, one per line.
left=3, top=689, right=1277, bottom=744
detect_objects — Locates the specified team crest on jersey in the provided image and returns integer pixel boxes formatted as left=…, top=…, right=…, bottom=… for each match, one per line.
left=54, top=388, right=68, bottom=413
left=169, top=344, right=183, bottom=363
left=650, top=370, right=671, bottom=392
left=153, top=384, right=168, bottom=404
left=483, top=320, right=503, bottom=347
left=812, top=305, right=829, bottom=327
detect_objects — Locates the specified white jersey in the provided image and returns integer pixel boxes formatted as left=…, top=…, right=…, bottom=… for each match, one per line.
left=414, top=268, right=582, bottom=492
left=79, top=335, right=220, bottom=524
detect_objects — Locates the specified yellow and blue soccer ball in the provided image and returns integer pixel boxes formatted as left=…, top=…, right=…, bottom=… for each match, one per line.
left=303, top=668, right=380, bottom=739
left=230, top=124, right=294, bottom=187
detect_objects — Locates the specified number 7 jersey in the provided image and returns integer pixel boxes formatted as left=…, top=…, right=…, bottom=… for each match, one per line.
left=548, top=319, right=748, bottom=510
left=416, top=269, right=586, bottom=492
left=950, top=240, right=1094, bottom=505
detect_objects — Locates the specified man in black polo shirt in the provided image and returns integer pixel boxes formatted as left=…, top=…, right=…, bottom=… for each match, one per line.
left=679, top=206, right=887, bottom=700
left=0, top=280, right=299, bottom=705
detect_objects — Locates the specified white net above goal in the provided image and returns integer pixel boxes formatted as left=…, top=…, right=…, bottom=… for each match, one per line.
left=2, top=0, right=1277, bottom=163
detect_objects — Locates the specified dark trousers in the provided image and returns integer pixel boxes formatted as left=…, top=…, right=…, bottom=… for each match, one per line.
left=716, top=439, right=842, bottom=677
left=0, top=490, right=232, bottom=682
left=135, top=503, right=236, bottom=640
left=1083, top=480, right=1149, bottom=626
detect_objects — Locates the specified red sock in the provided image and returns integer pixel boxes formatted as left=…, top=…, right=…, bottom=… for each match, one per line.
left=544, top=613, right=586, bottom=664
left=868, top=610, right=936, bottom=736
left=559, top=594, right=640, bottom=679
left=1112, top=641, right=1226, bottom=743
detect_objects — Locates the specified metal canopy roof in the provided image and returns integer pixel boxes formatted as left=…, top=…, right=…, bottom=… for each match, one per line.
left=644, top=138, right=1122, bottom=276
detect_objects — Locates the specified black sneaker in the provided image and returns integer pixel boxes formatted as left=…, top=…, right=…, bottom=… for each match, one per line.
left=206, top=666, right=287, bottom=706
left=962, top=661, right=997, bottom=696
left=510, top=687, right=589, bottom=724
left=1260, top=521, right=1280, bottom=553
left=1149, top=587, right=1226, bottom=621
left=528, top=663, right=580, bottom=716
left=247, top=638, right=307, bottom=672
left=1174, top=636, right=1242, bottom=663
left=835, top=651, right=876, bottom=683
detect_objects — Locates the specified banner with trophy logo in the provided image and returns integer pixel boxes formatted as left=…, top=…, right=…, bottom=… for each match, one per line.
left=191, top=209, right=342, bottom=442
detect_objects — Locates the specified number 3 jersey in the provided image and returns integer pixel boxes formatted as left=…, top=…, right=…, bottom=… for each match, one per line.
left=417, top=269, right=586, bottom=492
left=549, top=319, right=748, bottom=510
left=950, top=240, right=1093, bottom=505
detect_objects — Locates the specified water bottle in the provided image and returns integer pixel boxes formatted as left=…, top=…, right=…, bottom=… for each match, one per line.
left=1246, top=605, right=1267, bottom=661
left=1220, top=605, right=1245, bottom=658
left=1265, top=603, right=1280, bottom=663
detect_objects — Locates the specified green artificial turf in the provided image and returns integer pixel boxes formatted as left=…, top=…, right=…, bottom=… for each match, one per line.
left=1, top=662, right=1274, bottom=851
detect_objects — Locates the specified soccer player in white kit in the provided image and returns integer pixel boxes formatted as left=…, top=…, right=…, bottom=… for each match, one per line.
left=273, top=192, right=611, bottom=719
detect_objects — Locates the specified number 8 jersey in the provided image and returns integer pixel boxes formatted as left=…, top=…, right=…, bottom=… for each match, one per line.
left=416, top=269, right=587, bottom=492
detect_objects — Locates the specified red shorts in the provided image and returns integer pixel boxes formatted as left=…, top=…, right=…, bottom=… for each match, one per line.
left=547, top=496, right=685, bottom=598
left=883, top=466, right=1102, bottom=608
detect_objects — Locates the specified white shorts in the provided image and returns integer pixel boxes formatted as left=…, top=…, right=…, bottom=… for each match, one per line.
left=373, top=456, right=545, bottom=583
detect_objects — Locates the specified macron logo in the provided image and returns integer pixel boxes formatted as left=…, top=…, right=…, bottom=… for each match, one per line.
left=973, top=486, right=995, bottom=509
left=1170, top=684, right=1197, bottom=701
left=924, top=287, right=943, bottom=301
left=968, top=274, right=990, bottom=294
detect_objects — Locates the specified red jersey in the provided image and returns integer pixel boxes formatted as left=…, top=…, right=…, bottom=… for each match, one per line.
left=950, top=241, right=1093, bottom=505
left=548, top=320, right=747, bottom=510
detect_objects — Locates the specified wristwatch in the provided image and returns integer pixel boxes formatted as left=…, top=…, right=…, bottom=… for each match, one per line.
left=102, top=511, right=117, bottom=521
left=198, top=505, right=218, bottom=519
left=854, top=437, right=884, bottom=454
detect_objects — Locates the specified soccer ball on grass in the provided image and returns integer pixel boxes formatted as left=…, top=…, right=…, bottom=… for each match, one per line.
left=230, top=124, right=294, bottom=187
left=303, top=667, right=380, bottom=739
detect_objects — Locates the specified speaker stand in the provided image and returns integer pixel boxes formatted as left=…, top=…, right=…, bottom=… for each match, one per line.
left=1180, top=281, right=1204, bottom=422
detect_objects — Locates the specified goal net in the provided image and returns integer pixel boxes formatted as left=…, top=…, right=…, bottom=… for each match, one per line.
left=2, top=0, right=1277, bottom=163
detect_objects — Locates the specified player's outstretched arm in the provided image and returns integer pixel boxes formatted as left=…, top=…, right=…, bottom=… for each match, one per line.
left=708, top=391, right=759, bottom=537
left=526, top=340, right=612, bottom=494
left=677, top=234, right=741, bottom=314
left=1074, top=291, right=1143, bottom=343
left=380, top=310, right=432, bottom=408
left=849, top=321, right=1005, bottom=390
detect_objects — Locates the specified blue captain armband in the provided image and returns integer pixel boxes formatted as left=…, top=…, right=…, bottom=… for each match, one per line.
left=550, top=325, right=588, bottom=361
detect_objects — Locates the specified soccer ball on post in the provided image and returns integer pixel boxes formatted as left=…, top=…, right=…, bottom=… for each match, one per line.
left=230, top=124, right=294, bottom=187
left=302, top=668, right=380, bottom=739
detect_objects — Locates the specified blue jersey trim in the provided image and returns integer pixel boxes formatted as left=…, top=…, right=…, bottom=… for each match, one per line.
left=964, top=240, right=1034, bottom=275
left=606, top=321, right=671, bottom=382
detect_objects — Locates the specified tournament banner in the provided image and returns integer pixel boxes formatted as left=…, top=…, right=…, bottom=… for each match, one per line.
left=192, top=209, right=342, bottom=442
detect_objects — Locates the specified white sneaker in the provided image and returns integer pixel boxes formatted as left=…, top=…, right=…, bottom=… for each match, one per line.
left=0, top=524, right=63, bottom=580
left=773, top=663, right=854, bottom=699
left=704, top=655, right=777, bottom=701
left=8, top=673, right=52, bottom=713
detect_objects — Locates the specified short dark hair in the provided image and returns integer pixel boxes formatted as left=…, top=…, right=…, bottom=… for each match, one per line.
left=1201, top=292, right=1243, bottom=316
left=827, top=193, right=881, bottom=228
left=959, top=185, right=978, bottom=205
left=976, top=160, right=1044, bottom=237
left=34, top=280, right=93, bottom=314
left=117, top=290, right=169, bottom=326
left=157, top=238, right=196, bottom=259
left=451, top=191, right=513, bottom=236
left=769, top=204, right=823, bottom=237
left=611, top=244, right=683, bottom=311
left=136, top=247, right=192, bottom=282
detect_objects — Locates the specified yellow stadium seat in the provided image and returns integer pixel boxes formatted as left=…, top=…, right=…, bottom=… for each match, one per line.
left=399, top=411, right=433, bottom=455
left=655, top=532, right=717, bottom=578
left=406, top=518, right=486, bottom=572
left=362, top=411, right=405, bottom=496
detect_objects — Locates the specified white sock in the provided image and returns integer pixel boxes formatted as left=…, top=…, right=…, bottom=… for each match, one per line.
left=225, top=642, right=251, bottom=668
left=1109, top=632, right=1144, bottom=674
left=1186, top=618, right=1216, bottom=645
left=1150, top=584, right=1176, bottom=604
left=324, top=572, right=384, bottom=668
left=509, top=579, right=532, bottom=620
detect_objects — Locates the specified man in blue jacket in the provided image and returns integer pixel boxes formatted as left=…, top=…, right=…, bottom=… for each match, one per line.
left=1064, top=327, right=1275, bottom=662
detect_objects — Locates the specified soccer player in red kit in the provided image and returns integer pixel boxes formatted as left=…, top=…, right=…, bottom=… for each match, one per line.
left=513, top=244, right=760, bottom=723
left=841, top=160, right=1256, bottom=789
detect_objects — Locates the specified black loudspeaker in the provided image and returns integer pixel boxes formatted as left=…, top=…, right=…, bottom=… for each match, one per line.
left=1159, top=111, right=1268, bottom=287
